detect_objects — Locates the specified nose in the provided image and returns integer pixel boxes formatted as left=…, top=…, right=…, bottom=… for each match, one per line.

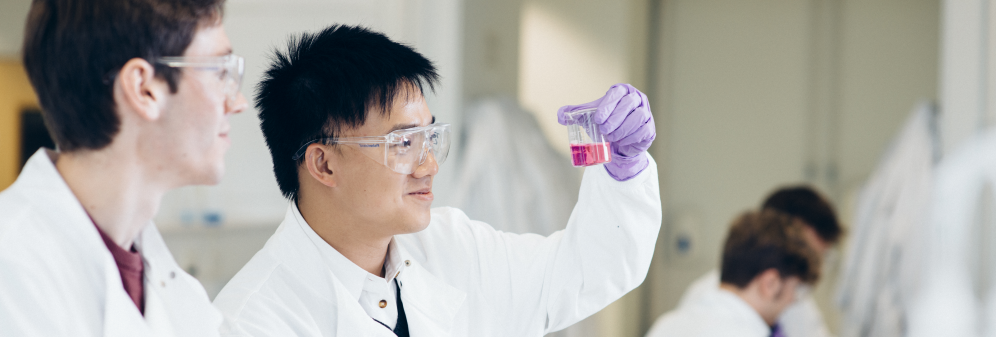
left=226, top=92, right=249, bottom=115
left=411, top=149, right=439, bottom=178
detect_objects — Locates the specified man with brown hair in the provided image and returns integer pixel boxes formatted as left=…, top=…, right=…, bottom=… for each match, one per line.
left=645, top=210, right=821, bottom=337
left=674, top=186, right=842, bottom=337
left=0, top=0, right=246, bottom=335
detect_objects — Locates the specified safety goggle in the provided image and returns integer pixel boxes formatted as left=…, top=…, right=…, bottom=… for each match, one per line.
left=156, top=54, right=245, bottom=106
left=292, top=123, right=451, bottom=175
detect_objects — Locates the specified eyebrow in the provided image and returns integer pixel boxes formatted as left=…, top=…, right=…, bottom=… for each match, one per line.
left=387, top=115, right=436, bottom=133
left=388, top=123, right=420, bottom=133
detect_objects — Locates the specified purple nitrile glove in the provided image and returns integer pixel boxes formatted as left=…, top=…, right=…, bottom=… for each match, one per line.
left=557, top=83, right=656, bottom=181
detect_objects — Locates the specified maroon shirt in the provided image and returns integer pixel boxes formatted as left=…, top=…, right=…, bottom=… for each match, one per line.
left=93, top=222, right=145, bottom=315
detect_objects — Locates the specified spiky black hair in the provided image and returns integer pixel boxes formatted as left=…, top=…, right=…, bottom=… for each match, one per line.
left=256, top=24, right=438, bottom=200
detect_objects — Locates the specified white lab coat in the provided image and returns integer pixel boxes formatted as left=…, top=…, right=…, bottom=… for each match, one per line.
left=676, top=270, right=833, bottom=337
left=645, top=287, right=770, bottom=337
left=906, top=127, right=996, bottom=337
left=0, top=149, right=222, bottom=336
left=213, top=155, right=662, bottom=336
left=836, top=103, right=937, bottom=337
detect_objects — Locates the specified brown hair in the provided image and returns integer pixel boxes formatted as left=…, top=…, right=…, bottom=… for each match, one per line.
left=719, top=209, right=820, bottom=288
left=762, top=185, right=843, bottom=244
left=22, top=0, right=224, bottom=152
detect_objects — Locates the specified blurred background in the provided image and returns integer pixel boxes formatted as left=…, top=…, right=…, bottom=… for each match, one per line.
left=3, top=0, right=992, bottom=336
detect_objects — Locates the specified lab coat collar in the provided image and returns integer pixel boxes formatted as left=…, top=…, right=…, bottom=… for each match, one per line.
left=15, top=150, right=93, bottom=239
left=394, top=257, right=467, bottom=336
left=383, top=240, right=404, bottom=282
left=290, top=203, right=369, bottom=301
left=14, top=149, right=221, bottom=336
left=19, top=150, right=150, bottom=330
left=285, top=202, right=466, bottom=336
left=289, top=203, right=404, bottom=299
left=267, top=205, right=385, bottom=336
left=23, top=150, right=170, bottom=300
left=711, top=288, right=771, bottom=335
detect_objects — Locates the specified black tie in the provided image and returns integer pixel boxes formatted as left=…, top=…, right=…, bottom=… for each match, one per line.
left=372, top=279, right=409, bottom=336
left=393, top=278, right=409, bottom=336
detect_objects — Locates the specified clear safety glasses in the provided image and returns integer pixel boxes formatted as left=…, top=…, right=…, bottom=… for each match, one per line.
left=292, top=123, right=451, bottom=175
left=156, top=54, right=245, bottom=105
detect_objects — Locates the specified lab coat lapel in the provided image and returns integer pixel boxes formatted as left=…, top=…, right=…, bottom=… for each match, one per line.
left=281, top=207, right=395, bottom=337
left=329, top=273, right=396, bottom=337
left=135, top=224, right=222, bottom=336
left=285, top=204, right=465, bottom=336
left=19, top=150, right=151, bottom=336
left=97, top=215, right=216, bottom=337
left=101, top=266, right=153, bottom=337
left=9, top=150, right=219, bottom=336
left=141, top=283, right=176, bottom=337
left=396, top=259, right=466, bottom=337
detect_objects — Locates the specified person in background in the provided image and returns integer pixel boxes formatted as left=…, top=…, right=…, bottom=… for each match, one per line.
left=212, top=25, right=661, bottom=336
left=645, top=210, right=821, bottom=337
left=761, top=186, right=842, bottom=266
left=673, top=186, right=842, bottom=337
left=0, top=0, right=247, bottom=335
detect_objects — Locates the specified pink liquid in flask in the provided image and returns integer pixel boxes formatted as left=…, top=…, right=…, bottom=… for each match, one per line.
left=570, top=143, right=612, bottom=166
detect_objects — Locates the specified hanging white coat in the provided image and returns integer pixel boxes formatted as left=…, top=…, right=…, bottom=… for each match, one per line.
left=0, top=149, right=223, bottom=336
left=837, top=103, right=937, bottom=337
left=213, top=155, right=663, bottom=336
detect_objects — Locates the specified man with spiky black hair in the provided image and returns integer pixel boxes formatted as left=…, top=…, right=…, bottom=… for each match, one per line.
left=214, top=24, right=661, bottom=336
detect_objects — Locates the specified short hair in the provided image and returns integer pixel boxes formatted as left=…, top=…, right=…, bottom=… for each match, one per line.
left=22, top=0, right=224, bottom=152
left=719, top=210, right=820, bottom=288
left=762, top=185, right=843, bottom=245
left=256, top=25, right=439, bottom=200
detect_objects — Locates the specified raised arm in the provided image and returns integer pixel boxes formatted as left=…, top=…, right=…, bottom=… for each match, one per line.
left=451, top=84, right=662, bottom=334
left=542, top=154, right=662, bottom=331
left=444, top=153, right=660, bottom=335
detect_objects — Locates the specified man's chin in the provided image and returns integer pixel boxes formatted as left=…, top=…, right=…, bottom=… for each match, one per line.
left=187, top=164, right=224, bottom=187
left=399, top=213, right=432, bottom=234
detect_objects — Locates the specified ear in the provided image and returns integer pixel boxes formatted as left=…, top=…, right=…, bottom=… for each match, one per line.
left=304, top=144, right=337, bottom=188
left=801, top=225, right=829, bottom=256
left=756, top=268, right=784, bottom=301
left=115, top=57, right=170, bottom=121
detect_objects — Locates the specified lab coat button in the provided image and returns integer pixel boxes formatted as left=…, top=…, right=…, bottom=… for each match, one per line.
left=169, top=271, right=176, bottom=279
left=404, top=260, right=411, bottom=267
left=379, top=300, right=387, bottom=308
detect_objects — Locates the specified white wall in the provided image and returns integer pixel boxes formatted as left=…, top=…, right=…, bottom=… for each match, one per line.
left=0, top=0, right=29, bottom=58
left=518, top=0, right=648, bottom=155
left=837, top=0, right=940, bottom=189
left=461, top=0, right=522, bottom=101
